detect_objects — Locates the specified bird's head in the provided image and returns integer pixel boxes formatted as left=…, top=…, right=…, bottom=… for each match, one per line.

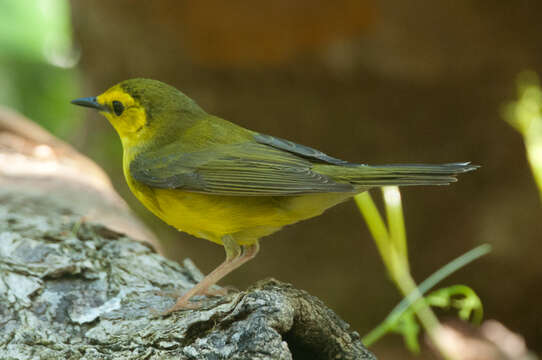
left=72, top=78, right=205, bottom=148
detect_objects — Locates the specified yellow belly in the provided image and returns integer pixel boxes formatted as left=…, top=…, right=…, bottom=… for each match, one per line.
left=123, top=150, right=356, bottom=245
left=126, top=174, right=353, bottom=245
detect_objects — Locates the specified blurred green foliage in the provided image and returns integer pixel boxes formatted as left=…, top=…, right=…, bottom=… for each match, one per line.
left=0, top=0, right=80, bottom=139
left=504, top=71, right=542, bottom=202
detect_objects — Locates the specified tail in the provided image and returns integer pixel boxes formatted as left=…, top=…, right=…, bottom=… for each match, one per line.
left=320, top=162, right=479, bottom=187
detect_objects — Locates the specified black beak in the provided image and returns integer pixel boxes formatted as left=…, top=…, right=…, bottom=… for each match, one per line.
left=71, top=97, right=109, bottom=112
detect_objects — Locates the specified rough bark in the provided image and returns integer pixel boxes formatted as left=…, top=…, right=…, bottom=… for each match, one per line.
left=0, top=108, right=375, bottom=359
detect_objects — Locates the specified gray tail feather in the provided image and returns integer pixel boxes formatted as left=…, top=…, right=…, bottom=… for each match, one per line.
left=345, top=162, right=479, bottom=186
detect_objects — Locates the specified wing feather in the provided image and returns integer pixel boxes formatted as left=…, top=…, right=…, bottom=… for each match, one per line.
left=254, top=133, right=354, bottom=165
left=130, top=141, right=353, bottom=196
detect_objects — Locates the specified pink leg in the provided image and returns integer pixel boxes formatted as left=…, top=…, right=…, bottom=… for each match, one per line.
left=163, top=237, right=260, bottom=314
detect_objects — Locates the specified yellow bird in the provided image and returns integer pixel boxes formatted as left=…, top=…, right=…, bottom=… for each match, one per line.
left=72, top=78, right=477, bottom=313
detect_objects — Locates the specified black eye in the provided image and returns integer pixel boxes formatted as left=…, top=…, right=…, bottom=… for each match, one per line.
left=112, top=100, right=124, bottom=116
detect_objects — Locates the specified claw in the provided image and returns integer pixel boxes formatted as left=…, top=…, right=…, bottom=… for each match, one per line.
left=161, top=297, right=201, bottom=315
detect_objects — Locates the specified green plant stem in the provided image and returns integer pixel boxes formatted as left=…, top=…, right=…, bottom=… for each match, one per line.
left=383, top=187, right=409, bottom=269
left=354, top=192, right=393, bottom=272
left=394, top=272, right=445, bottom=353
left=356, top=190, right=451, bottom=358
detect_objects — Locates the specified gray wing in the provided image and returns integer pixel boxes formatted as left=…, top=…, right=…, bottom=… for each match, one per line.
left=129, top=141, right=354, bottom=196
left=254, top=133, right=355, bottom=166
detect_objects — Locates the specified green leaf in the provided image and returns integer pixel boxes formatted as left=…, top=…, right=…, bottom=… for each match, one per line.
left=426, top=285, right=484, bottom=324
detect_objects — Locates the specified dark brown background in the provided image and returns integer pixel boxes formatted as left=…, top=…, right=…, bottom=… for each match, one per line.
left=69, top=1, right=542, bottom=357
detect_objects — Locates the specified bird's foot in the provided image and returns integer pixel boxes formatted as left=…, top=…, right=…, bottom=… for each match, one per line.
left=154, top=289, right=182, bottom=299
left=161, top=296, right=202, bottom=315
left=202, top=285, right=238, bottom=297
left=155, top=285, right=236, bottom=299
left=154, top=285, right=238, bottom=316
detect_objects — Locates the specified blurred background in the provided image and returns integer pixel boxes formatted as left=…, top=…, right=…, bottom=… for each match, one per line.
left=2, top=0, right=541, bottom=358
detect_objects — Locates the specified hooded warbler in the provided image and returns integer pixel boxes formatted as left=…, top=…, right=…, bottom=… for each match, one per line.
left=72, top=78, right=477, bottom=313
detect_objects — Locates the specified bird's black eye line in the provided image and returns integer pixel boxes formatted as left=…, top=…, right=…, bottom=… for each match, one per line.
left=112, top=100, right=124, bottom=116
